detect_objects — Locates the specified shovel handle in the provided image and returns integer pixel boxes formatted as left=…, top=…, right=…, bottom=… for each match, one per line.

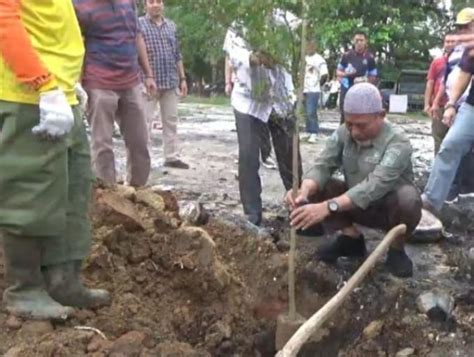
left=277, top=224, right=407, bottom=357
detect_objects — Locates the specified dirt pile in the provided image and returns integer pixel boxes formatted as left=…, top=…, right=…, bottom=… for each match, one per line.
left=1, top=185, right=474, bottom=356
left=0, top=185, right=288, bottom=356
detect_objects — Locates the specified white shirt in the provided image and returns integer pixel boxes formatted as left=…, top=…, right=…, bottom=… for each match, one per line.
left=223, top=28, right=295, bottom=122
left=304, top=53, right=328, bottom=93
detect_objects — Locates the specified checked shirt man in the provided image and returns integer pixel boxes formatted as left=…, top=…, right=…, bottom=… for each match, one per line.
left=140, top=0, right=189, bottom=169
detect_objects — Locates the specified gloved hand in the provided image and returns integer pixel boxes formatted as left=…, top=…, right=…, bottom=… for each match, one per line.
left=32, top=89, right=74, bottom=139
left=74, top=83, right=88, bottom=112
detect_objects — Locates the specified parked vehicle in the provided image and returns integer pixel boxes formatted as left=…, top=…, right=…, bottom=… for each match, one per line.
left=378, top=70, right=427, bottom=111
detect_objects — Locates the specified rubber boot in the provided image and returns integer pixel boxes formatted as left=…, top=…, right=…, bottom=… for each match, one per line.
left=43, top=260, right=111, bottom=308
left=316, top=234, right=367, bottom=263
left=2, top=234, right=74, bottom=320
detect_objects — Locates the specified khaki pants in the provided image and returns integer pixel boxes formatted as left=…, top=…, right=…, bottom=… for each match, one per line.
left=144, top=88, right=179, bottom=161
left=87, top=85, right=150, bottom=186
left=0, top=103, right=92, bottom=265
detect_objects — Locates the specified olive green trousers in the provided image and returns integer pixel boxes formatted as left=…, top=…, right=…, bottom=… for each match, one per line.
left=0, top=101, right=92, bottom=265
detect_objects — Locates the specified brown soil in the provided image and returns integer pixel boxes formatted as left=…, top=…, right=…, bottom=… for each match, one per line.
left=1, top=185, right=474, bottom=356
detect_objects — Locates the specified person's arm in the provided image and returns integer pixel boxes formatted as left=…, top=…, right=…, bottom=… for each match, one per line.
left=0, top=0, right=57, bottom=91
left=367, top=55, right=378, bottom=84
left=136, top=32, right=157, bottom=96
left=443, top=67, right=472, bottom=127
left=225, top=56, right=233, bottom=96
left=320, top=60, right=329, bottom=86
left=176, top=60, right=187, bottom=97
left=424, top=80, right=434, bottom=113
left=346, top=138, right=412, bottom=210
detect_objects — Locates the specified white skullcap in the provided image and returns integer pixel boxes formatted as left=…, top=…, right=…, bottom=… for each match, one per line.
left=344, top=83, right=383, bottom=114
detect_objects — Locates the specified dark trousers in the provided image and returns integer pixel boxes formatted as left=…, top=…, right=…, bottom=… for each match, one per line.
left=312, top=179, right=422, bottom=235
left=234, top=109, right=302, bottom=224
left=339, top=89, right=348, bottom=124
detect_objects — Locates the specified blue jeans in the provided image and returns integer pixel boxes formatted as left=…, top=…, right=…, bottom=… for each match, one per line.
left=304, top=92, right=320, bottom=134
left=424, top=103, right=474, bottom=210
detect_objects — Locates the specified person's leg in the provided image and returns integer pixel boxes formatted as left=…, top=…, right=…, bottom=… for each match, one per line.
left=116, top=85, right=151, bottom=186
left=260, top=123, right=272, bottom=162
left=353, top=185, right=422, bottom=277
left=0, top=101, right=74, bottom=319
left=424, top=103, right=474, bottom=211
left=305, top=92, right=318, bottom=134
left=234, top=110, right=263, bottom=225
left=87, top=88, right=120, bottom=184
left=42, top=106, right=110, bottom=308
left=160, top=88, right=187, bottom=167
left=339, top=88, right=347, bottom=124
left=267, top=112, right=302, bottom=192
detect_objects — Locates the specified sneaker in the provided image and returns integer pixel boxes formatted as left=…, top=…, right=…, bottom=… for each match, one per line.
left=385, top=248, right=413, bottom=278
left=163, top=159, right=190, bottom=169
left=308, top=134, right=318, bottom=143
left=458, top=192, right=474, bottom=199
left=316, top=234, right=367, bottom=263
left=261, top=156, right=277, bottom=170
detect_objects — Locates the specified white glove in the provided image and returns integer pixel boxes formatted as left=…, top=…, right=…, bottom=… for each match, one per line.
left=75, top=83, right=88, bottom=112
left=32, top=89, right=74, bottom=139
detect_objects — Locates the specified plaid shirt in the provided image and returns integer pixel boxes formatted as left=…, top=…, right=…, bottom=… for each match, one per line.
left=139, top=16, right=182, bottom=90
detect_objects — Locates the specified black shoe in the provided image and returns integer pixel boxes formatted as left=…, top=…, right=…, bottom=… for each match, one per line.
left=385, top=248, right=413, bottom=278
left=163, top=159, right=190, bottom=169
left=316, top=234, right=367, bottom=263
left=246, top=214, right=262, bottom=226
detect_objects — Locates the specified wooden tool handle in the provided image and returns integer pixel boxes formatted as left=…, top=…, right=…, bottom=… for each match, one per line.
left=277, top=224, right=407, bottom=357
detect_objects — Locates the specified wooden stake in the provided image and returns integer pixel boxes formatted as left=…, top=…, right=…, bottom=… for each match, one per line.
left=277, top=224, right=407, bottom=357
left=288, top=0, right=308, bottom=321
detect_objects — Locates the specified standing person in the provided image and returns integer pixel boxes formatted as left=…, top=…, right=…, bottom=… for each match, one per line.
left=74, top=0, right=156, bottom=186
left=423, top=8, right=474, bottom=213
left=428, top=8, right=474, bottom=202
left=0, top=0, right=110, bottom=320
left=303, top=40, right=328, bottom=143
left=223, top=25, right=301, bottom=226
left=285, top=83, right=422, bottom=278
left=140, top=0, right=190, bottom=169
left=337, top=31, right=378, bottom=123
left=424, top=33, right=456, bottom=154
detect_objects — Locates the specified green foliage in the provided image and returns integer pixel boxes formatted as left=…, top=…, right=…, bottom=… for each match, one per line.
left=155, top=0, right=455, bottom=84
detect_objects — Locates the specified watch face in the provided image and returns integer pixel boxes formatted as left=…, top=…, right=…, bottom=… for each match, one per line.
left=329, top=201, right=338, bottom=212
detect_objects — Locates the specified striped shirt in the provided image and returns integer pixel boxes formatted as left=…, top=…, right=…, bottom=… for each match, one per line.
left=74, top=0, right=140, bottom=90
left=139, top=16, right=182, bottom=90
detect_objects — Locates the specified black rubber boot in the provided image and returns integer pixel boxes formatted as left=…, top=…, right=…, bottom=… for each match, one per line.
left=2, top=234, right=74, bottom=320
left=43, top=261, right=111, bottom=308
left=385, top=248, right=413, bottom=278
left=316, top=234, right=367, bottom=263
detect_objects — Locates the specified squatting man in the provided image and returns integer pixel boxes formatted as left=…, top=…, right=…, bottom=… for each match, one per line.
left=285, top=83, right=422, bottom=278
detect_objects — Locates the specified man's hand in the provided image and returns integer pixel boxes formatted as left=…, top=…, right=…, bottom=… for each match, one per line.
left=289, top=202, right=330, bottom=230
left=145, top=77, right=157, bottom=96
left=179, top=79, right=188, bottom=97
left=429, top=104, right=442, bottom=120
left=74, top=83, right=88, bottom=112
left=285, top=189, right=309, bottom=211
left=33, top=89, right=74, bottom=140
left=442, top=107, right=456, bottom=127
left=423, top=105, right=431, bottom=115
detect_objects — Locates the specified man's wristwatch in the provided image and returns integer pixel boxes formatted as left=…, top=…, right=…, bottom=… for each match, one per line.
left=327, top=200, right=339, bottom=214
